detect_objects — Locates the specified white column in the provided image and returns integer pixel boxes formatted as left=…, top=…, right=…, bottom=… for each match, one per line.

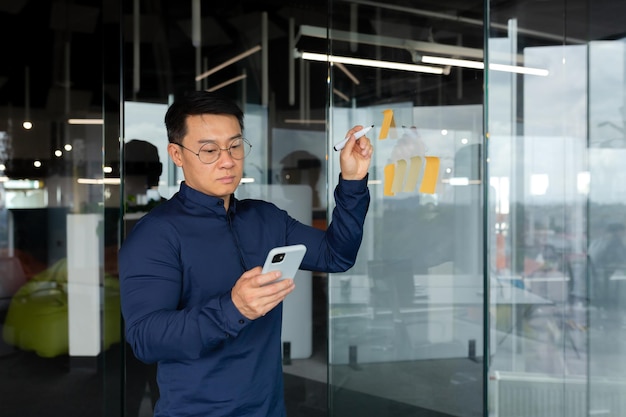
left=67, top=213, right=102, bottom=357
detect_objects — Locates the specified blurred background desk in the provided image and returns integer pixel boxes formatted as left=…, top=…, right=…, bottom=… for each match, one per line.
left=328, top=272, right=552, bottom=364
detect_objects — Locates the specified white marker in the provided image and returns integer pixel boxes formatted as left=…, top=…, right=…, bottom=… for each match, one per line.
left=333, top=125, right=374, bottom=151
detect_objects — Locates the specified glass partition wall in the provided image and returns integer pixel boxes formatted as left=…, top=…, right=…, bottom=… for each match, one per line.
left=0, top=1, right=122, bottom=416
left=326, top=1, right=626, bottom=416
left=326, top=2, right=486, bottom=416
left=1, top=1, right=626, bottom=417
left=486, top=1, right=626, bottom=417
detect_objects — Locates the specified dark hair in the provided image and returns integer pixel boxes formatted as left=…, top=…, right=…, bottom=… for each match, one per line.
left=164, top=91, right=244, bottom=144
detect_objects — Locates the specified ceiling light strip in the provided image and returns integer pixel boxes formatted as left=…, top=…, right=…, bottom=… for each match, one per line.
left=68, top=119, right=104, bottom=125
left=489, top=63, right=549, bottom=76
left=421, top=56, right=549, bottom=76
left=300, top=52, right=444, bottom=75
left=77, top=178, right=121, bottom=185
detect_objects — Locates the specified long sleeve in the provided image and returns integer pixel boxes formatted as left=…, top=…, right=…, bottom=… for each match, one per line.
left=119, top=213, right=251, bottom=364
left=293, top=175, right=370, bottom=272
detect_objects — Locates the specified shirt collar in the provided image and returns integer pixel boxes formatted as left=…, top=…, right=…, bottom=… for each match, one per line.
left=178, top=181, right=238, bottom=214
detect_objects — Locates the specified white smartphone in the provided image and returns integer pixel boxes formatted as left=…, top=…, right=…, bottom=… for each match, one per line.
left=261, top=244, right=307, bottom=283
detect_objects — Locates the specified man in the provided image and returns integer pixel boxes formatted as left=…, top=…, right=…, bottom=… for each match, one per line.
left=119, top=90, right=373, bottom=417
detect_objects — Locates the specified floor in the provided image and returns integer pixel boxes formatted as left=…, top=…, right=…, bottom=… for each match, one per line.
left=3, top=280, right=622, bottom=417
left=0, top=279, right=466, bottom=417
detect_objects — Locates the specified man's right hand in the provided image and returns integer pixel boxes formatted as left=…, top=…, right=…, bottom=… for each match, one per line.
left=231, top=266, right=295, bottom=319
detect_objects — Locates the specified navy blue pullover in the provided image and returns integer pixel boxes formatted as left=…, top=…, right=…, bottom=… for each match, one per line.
left=119, top=176, right=369, bottom=417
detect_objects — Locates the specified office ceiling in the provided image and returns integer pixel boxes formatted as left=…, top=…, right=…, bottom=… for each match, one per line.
left=0, top=0, right=624, bottom=164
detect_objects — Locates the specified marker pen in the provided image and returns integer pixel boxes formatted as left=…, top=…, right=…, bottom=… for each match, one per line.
left=333, top=125, right=374, bottom=151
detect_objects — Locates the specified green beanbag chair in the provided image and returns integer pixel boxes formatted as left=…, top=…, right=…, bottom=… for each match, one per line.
left=2, top=258, right=121, bottom=358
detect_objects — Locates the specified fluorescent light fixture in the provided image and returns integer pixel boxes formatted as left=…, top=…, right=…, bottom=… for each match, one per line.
left=490, top=63, right=549, bottom=76
left=422, top=56, right=483, bottom=70
left=299, top=51, right=444, bottom=75
left=240, top=177, right=255, bottom=184
left=77, top=178, right=121, bottom=185
left=207, top=74, right=247, bottom=92
left=3, top=179, right=43, bottom=189
left=68, top=118, right=104, bottom=125
left=449, top=177, right=470, bottom=186
left=196, top=45, right=261, bottom=82
left=422, top=55, right=549, bottom=76
left=443, top=178, right=482, bottom=186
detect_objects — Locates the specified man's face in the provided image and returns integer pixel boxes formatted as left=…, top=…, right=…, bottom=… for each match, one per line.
left=167, top=113, right=244, bottom=203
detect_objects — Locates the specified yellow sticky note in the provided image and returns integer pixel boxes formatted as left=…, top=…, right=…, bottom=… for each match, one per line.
left=383, top=163, right=395, bottom=196
left=403, top=156, right=423, bottom=193
left=419, top=156, right=440, bottom=194
left=379, top=109, right=396, bottom=140
left=391, top=159, right=407, bottom=195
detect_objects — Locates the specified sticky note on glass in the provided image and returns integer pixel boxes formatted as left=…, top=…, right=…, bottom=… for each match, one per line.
left=379, top=109, right=397, bottom=140
left=419, top=156, right=440, bottom=194
left=383, top=163, right=395, bottom=196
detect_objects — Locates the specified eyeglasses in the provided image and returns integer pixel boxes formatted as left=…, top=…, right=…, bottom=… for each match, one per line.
left=176, top=138, right=252, bottom=164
